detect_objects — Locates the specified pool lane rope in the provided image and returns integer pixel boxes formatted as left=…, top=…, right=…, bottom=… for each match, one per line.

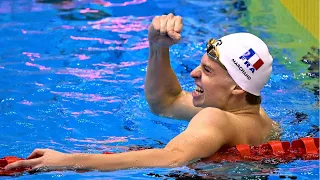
left=0, top=137, right=319, bottom=176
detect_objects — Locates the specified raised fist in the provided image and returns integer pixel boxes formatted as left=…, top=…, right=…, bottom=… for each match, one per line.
left=148, top=13, right=183, bottom=47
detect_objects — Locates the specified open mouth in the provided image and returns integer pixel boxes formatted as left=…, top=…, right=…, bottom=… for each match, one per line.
left=194, top=85, right=204, bottom=95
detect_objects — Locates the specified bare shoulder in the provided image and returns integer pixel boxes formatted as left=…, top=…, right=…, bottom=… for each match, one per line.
left=189, top=107, right=234, bottom=131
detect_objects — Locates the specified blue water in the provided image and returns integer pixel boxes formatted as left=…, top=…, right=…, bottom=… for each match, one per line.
left=0, top=0, right=319, bottom=179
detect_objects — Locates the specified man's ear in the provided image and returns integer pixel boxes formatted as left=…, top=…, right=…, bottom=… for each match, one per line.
left=232, top=85, right=246, bottom=95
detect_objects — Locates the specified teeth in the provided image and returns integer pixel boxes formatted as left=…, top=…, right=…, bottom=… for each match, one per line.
left=195, top=85, right=204, bottom=93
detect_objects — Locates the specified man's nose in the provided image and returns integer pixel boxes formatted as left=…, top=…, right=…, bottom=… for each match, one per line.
left=190, top=66, right=201, bottom=78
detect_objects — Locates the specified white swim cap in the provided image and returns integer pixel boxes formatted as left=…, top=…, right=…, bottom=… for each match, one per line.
left=215, top=33, right=273, bottom=96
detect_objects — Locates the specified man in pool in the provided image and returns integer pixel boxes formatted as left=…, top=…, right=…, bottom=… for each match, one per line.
left=5, top=14, right=280, bottom=172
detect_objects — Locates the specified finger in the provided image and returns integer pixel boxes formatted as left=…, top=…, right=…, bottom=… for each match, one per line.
left=160, top=15, right=168, bottom=35
left=167, top=31, right=181, bottom=42
left=166, top=14, right=175, bottom=33
left=5, top=158, right=41, bottom=170
left=150, top=16, right=160, bottom=31
left=173, top=16, right=183, bottom=33
left=27, top=148, right=47, bottom=159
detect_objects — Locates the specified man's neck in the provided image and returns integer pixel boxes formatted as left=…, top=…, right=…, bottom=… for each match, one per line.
left=227, top=105, right=260, bottom=115
left=224, top=101, right=260, bottom=115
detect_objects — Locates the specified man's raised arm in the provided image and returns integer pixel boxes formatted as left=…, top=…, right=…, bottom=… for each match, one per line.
left=144, top=14, right=201, bottom=120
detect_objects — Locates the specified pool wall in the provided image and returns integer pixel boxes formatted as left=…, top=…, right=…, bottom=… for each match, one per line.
left=280, top=0, right=319, bottom=41
left=243, top=0, right=319, bottom=96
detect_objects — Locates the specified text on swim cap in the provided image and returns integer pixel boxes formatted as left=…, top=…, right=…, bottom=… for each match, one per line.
left=215, top=39, right=222, bottom=46
left=232, top=59, right=251, bottom=80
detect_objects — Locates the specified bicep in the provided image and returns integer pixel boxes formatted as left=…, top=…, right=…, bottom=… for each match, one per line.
left=164, top=109, right=232, bottom=163
left=162, top=91, right=202, bottom=121
left=164, top=127, right=224, bottom=162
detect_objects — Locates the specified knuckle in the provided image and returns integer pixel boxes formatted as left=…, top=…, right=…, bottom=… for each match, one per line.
left=152, top=16, right=159, bottom=23
left=154, top=16, right=160, bottom=21
left=167, top=18, right=174, bottom=23
left=160, top=18, right=165, bottom=24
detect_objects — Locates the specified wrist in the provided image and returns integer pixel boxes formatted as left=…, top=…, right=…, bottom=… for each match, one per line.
left=149, top=41, right=171, bottom=49
left=149, top=42, right=170, bottom=55
left=65, top=153, right=91, bottom=170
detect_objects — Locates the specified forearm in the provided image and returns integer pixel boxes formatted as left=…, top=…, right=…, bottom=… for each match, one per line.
left=145, top=43, right=182, bottom=109
left=66, top=149, right=183, bottom=171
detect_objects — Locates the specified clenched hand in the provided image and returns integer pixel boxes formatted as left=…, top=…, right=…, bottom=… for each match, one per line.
left=148, top=13, right=183, bottom=47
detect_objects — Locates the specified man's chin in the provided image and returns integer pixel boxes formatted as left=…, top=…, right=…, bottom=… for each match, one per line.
left=192, top=100, right=202, bottom=107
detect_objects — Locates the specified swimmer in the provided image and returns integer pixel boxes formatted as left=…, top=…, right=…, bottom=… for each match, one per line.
left=5, top=14, right=281, bottom=172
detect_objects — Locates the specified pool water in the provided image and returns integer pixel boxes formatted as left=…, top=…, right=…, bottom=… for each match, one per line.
left=0, top=0, right=319, bottom=179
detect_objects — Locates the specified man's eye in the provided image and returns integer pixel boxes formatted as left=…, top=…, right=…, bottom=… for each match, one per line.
left=204, top=67, right=210, bottom=72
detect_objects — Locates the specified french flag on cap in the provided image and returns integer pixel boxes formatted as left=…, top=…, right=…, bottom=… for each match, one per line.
left=239, top=48, right=264, bottom=70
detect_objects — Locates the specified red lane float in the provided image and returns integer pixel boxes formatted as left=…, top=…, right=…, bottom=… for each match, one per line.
left=0, top=156, right=30, bottom=176
left=1, top=137, right=319, bottom=176
left=202, top=137, right=319, bottom=163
